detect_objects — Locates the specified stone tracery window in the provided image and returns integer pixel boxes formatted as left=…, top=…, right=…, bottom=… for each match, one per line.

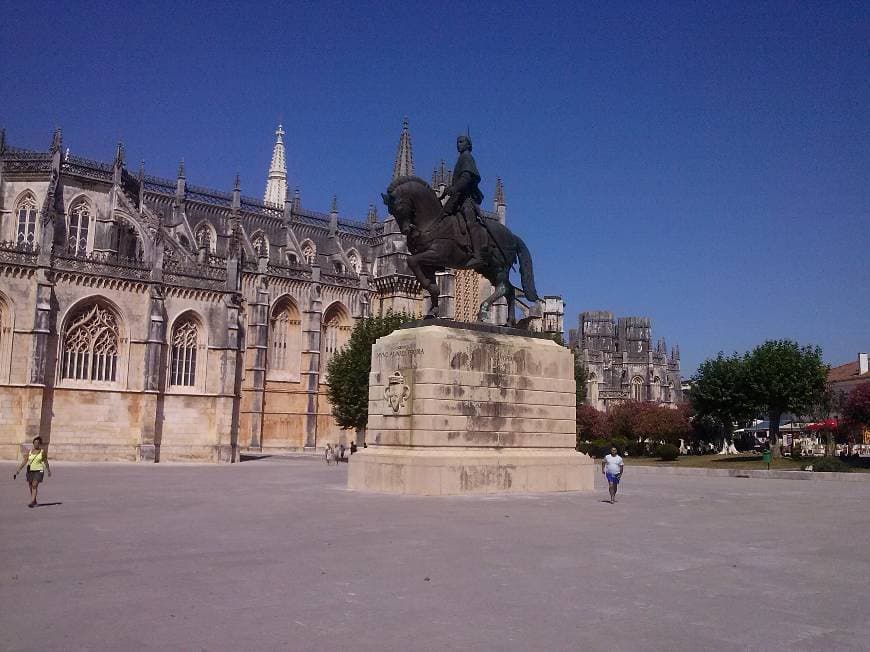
left=269, top=298, right=301, bottom=379
left=631, top=376, right=644, bottom=401
left=61, top=304, right=119, bottom=382
left=347, top=251, right=361, bottom=274
left=320, top=304, right=350, bottom=374
left=170, top=319, right=198, bottom=387
left=67, top=200, right=91, bottom=256
left=194, top=222, right=215, bottom=253
left=252, top=232, right=269, bottom=257
left=301, top=241, right=316, bottom=265
left=16, top=193, right=38, bottom=247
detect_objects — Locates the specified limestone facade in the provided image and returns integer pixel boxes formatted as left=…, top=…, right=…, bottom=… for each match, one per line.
left=569, top=311, right=682, bottom=412
left=0, top=124, right=562, bottom=462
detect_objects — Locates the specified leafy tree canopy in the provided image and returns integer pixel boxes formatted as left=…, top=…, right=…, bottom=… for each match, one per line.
left=690, top=352, right=755, bottom=436
left=744, top=340, right=828, bottom=417
left=326, top=311, right=413, bottom=431
left=743, top=340, right=827, bottom=454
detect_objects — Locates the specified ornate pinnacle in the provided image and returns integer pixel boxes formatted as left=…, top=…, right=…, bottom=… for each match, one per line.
left=49, top=128, right=62, bottom=154
left=177, top=159, right=185, bottom=179
left=264, top=124, right=288, bottom=206
left=331, top=195, right=338, bottom=213
left=494, top=177, right=505, bottom=206
left=234, top=173, right=241, bottom=191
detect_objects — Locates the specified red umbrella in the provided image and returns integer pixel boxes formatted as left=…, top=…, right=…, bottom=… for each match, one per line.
left=806, top=419, right=839, bottom=431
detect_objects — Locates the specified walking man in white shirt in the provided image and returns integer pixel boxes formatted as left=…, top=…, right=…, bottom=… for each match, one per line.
left=602, top=445, right=624, bottom=504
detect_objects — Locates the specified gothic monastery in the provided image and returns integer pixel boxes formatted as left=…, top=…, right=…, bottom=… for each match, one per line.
left=0, top=122, right=562, bottom=462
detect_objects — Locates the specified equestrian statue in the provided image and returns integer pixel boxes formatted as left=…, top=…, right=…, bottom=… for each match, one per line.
left=382, top=134, right=539, bottom=326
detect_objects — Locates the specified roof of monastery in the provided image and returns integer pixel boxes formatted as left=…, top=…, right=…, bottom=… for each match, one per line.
left=1, top=133, right=379, bottom=242
left=1, top=121, right=504, bottom=242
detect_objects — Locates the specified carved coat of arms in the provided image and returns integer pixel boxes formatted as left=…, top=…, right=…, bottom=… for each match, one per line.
left=383, top=370, right=411, bottom=414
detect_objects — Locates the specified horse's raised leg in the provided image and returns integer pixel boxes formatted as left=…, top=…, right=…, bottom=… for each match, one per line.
left=407, top=252, right=441, bottom=318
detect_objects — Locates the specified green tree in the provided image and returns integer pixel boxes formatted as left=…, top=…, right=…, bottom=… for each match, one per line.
left=690, top=353, right=755, bottom=451
left=744, top=340, right=827, bottom=458
left=325, top=311, right=413, bottom=437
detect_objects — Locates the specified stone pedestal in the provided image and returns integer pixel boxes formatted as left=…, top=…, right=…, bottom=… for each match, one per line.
left=348, top=321, right=594, bottom=495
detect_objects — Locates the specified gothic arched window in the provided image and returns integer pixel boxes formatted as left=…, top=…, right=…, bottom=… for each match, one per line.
left=194, top=222, right=215, bottom=253
left=16, top=193, right=38, bottom=247
left=301, top=240, right=316, bottom=265
left=631, top=376, right=644, bottom=401
left=61, top=303, right=119, bottom=382
left=347, top=250, right=361, bottom=274
left=67, top=200, right=91, bottom=256
left=320, top=304, right=350, bottom=374
left=170, top=319, right=198, bottom=387
left=269, top=298, right=301, bottom=379
left=252, top=232, right=269, bottom=257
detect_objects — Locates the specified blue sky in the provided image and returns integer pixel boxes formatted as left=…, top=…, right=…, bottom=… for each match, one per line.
left=2, top=1, right=867, bottom=374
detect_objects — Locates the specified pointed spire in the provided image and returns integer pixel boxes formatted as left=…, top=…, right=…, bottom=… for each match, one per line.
left=391, top=117, right=414, bottom=180
left=177, top=159, right=185, bottom=179
left=330, top=195, right=338, bottom=213
left=494, top=177, right=505, bottom=206
left=366, top=203, right=377, bottom=224
left=0, top=128, right=6, bottom=155
left=138, top=159, right=145, bottom=181
left=264, top=124, right=288, bottom=206
left=113, top=141, right=124, bottom=169
left=49, top=128, right=62, bottom=155
left=293, top=187, right=301, bottom=213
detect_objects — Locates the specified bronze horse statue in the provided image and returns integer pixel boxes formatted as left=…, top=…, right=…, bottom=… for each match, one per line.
left=382, top=176, right=539, bottom=325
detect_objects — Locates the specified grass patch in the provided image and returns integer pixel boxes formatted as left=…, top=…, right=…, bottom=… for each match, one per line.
left=623, top=454, right=806, bottom=471
left=620, top=453, right=870, bottom=472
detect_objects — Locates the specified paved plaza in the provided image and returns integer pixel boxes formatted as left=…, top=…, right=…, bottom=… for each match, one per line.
left=2, top=457, right=869, bottom=652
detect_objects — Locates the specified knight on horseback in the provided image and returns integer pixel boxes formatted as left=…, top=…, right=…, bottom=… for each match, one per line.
left=438, top=135, right=489, bottom=269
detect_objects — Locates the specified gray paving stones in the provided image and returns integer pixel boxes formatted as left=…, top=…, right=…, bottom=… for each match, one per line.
left=1, top=459, right=868, bottom=651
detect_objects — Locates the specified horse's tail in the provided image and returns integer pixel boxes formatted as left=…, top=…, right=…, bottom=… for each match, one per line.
left=516, top=236, right=539, bottom=303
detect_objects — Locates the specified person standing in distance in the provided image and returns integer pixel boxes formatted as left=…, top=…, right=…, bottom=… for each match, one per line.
left=13, top=436, right=51, bottom=508
left=601, top=445, right=624, bottom=504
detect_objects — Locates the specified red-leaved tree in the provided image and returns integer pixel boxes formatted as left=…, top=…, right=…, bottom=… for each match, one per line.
left=843, top=384, right=870, bottom=427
